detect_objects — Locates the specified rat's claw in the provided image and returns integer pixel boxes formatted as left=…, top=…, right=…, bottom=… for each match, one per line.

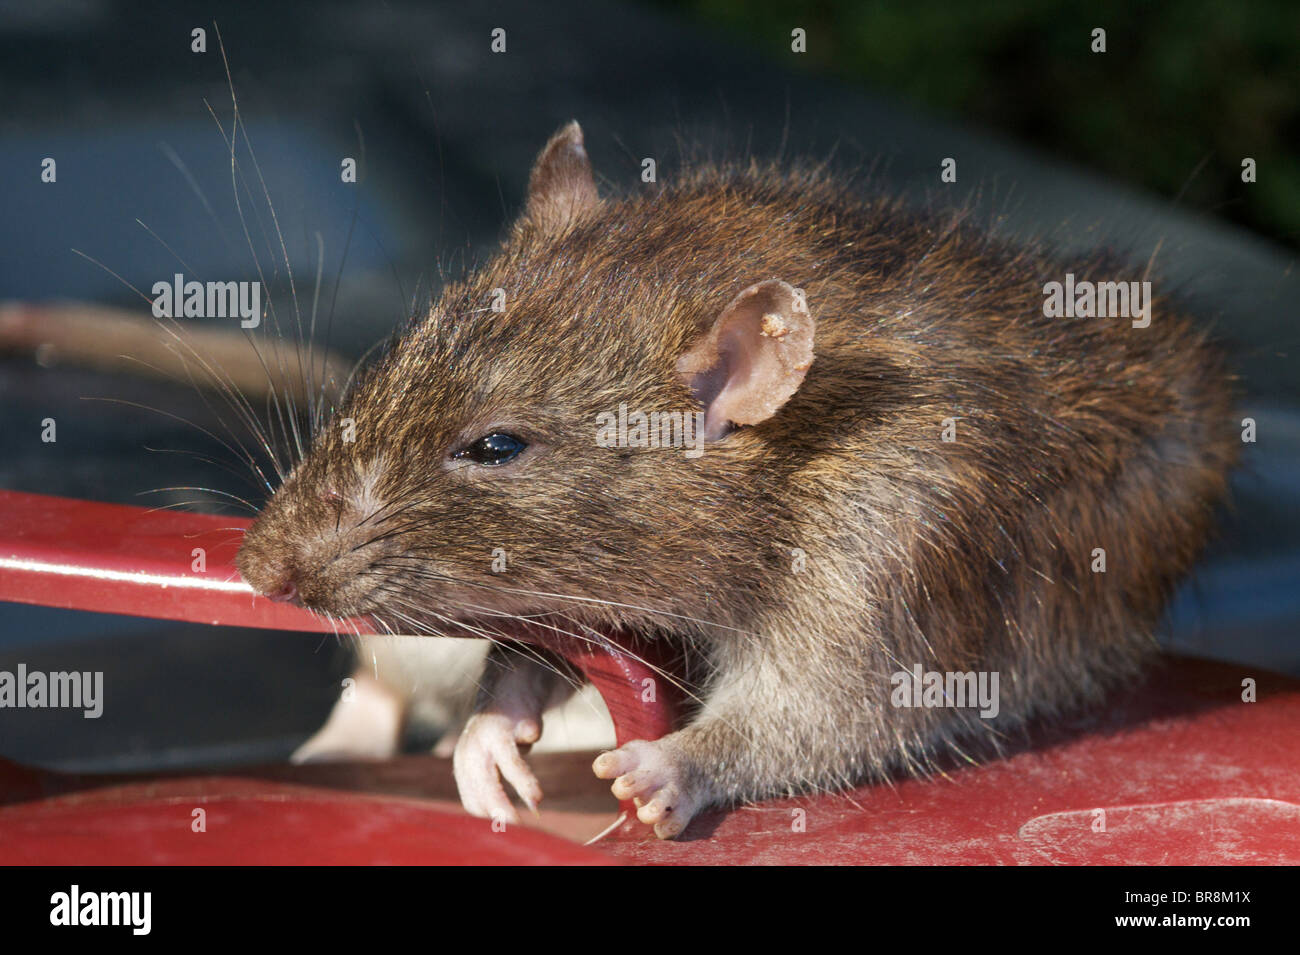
left=593, top=738, right=703, bottom=840
left=453, top=712, right=544, bottom=823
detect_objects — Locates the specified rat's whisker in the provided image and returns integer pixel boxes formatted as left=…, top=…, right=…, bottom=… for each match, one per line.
left=135, top=486, right=260, bottom=513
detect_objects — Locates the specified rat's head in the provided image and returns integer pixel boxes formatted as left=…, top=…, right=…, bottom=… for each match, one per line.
left=236, top=122, right=816, bottom=633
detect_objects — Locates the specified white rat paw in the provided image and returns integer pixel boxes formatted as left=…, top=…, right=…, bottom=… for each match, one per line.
left=452, top=711, right=544, bottom=825
left=290, top=674, right=403, bottom=763
left=592, top=738, right=704, bottom=839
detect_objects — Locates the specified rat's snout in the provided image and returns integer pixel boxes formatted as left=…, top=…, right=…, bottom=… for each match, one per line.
left=235, top=515, right=309, bottom=607
left=238, top=548, right=304, bottom=606
left=236, top=482, right=397, bottom=618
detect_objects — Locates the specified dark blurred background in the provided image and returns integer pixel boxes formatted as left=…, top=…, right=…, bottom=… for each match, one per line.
left=1, top=0, right=1296, bottom=773
left=666, top=0, right=1300, bottom=248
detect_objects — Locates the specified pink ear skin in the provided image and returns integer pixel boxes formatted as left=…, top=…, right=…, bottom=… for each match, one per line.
left=676, top=279, right=816, bottom=441
left=522, top=120, right=601, bottom=233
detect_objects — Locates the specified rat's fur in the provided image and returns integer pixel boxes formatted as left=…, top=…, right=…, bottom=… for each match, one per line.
left=237, top=122, right=1237, bottom=835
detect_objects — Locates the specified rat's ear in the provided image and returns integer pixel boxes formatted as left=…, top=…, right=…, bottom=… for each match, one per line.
left=676, top=279, right=815, bottom=441
left=522, top=120, right=600, bottom=232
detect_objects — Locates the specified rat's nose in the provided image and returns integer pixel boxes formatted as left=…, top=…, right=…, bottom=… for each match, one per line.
left=266, top=579, right=299, bottom=604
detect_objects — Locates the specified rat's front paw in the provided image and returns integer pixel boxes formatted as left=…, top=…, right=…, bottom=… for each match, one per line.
left=452, top=711, right=543, bottom=825
left=593, top=738, right=705, bottom=839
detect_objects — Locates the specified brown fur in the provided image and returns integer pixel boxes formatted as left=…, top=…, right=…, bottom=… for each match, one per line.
left=237, top=126, right=1238, bottom=814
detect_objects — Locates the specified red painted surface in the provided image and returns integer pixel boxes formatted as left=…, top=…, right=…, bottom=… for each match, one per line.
left=0, top=774, right=616, bottom=865
left=3, top=658, right=1296, bottom=863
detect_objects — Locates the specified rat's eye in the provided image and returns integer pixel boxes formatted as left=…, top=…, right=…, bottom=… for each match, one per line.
left=455, top=432, right=527, bottom=466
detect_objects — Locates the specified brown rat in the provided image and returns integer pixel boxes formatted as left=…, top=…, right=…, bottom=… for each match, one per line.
left=236, top=121, right=1238, bottom=838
